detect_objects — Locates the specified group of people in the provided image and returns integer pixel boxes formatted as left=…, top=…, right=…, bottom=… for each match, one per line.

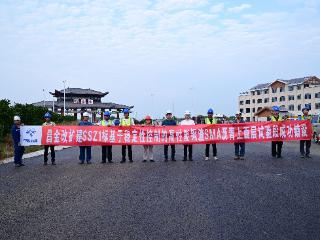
left=11, top=106, right=314, bottom=167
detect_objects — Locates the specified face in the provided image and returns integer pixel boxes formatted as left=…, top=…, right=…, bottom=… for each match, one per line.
left=303, top=109, right=309, bottom=115
left=83, top=116, right=89, bottom=121
left=124, top=113, right=129, bottom=118
left=166, top=113, right=172, bottom=119
left=146, top=119, right=151, bottom=124
left=45, top=118, right=50, bottom=122
left=185, top=114, right=191, bottom=119
left=14, top=120, right=21, bottom=125
left=208, top=113, right=213, bottom=118
left=236, top=114, right=241, bottom=119
left=104, top=115, right=110, bottom=120
left=273, top=111, right=279, bottom=116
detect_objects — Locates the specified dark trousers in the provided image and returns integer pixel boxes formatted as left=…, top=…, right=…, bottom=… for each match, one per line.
left=205, top=144, right=217, bottom=157
left=79, top=146, right=92, bottom=162
left=102, top=146, right=112, bottom=162
left=234, top=143, right=245, bottom=157
left=300, top=140, right=311, bottom=156
left=184, top=145, right=193, bottom=159
left=14, top=146, right=25, bottom=164
left=122, top=145, right=132, bottom=161
left=271, top=141, right=283, bottom=157
left=164, top=145, right=175, bottom=159
left=44, top=145, right=55, bottom=163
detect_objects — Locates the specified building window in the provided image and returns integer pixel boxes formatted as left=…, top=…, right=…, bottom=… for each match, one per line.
left=272, top=97, right=277, bottom=102
left=246, top=117, right=250, bottom=122
left=316, top=103, right=320, bottom=110
left=251, top=91, right=255, bottom=96
left=288, top=86, right=294, bottom=91
left=253, top=99, right=256, bottom=104
left=280, top=87, right=285, bottom=92
left=264, top=98, right=269, bottom=103
left=264, top=89, right=269, bottom=94
left=239, top=101, right=244, bottom=105
left=240, top=108, right=244, bottom=113
left=298, top=104, right=301, bottom=111
left=304, top=84, right=310, bottom=88
left=252, top=108, right=256, bottom=113
left=272, top=88, right=277, bottom=93
left=257, top=99, right=262, bottom=104
left=288, top=95, right=295, bottom=101
left=297, top=94, right=301, bottom=100
left=245, top=100, right=250, bottom=104
left=288, top=105, right=294, bottom=111
left=257, top=90, right=261, bottom=95
left=306, top=103, right=312, bottom=110
left=246, top=108, right=250, bottom=113
left=279, top=96, right=285, bottom=102
left=297, top=85, right=301, bottom=90
left=257, top=107, right=262, bottom=111
left=305, top=93, right=312, bottom=99
left=315, top=92, right=320, bottom=98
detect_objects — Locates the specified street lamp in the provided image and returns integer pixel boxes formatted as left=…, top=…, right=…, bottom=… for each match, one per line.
left=63, top=80, right=66, bottom=116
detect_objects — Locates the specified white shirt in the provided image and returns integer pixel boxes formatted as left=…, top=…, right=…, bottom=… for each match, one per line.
left=180, top=119, right=195, bottom=126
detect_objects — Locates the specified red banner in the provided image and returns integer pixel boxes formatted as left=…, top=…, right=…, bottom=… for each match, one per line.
left=39, top=121, right=313, bottom=146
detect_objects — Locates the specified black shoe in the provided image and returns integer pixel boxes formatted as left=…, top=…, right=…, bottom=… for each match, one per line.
left=19, top=163, right=25, bottom=167
left=306, top=155, right=311, bottom=158
left=272, top=155, right=277, bottom=158
left=44, top=162, right=48, bottom=166
left=300, top=155, right=305, bottom=159
left=150, top=160, right=155, bottom=162
left=171, top=158, right=176, bottom=161
left=79, top=161, right=84, bottom=165
left=277, top=155, right=282, bottom=159
left=129, top=160, right=133, bottom=163
left=87, top=161, right=92, bottom=164
left=189, top=158, right=193, bottom=161
left=120, top=160, right=126, bottom=163
left=143, top=160, right=147, bottom=163
left=15, top=164, right=21, bottom=167
left=51, top=162, right=56, bottom=165
left=108, top=160, right=114, bottom=163
left=183, top=158, right=187, bottom=161
left=101, top=161, right=106, bottom=164
left=164, top=157, right=168, bottom=162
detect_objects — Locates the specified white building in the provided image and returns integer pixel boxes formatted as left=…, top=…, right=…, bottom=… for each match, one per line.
left=238, top=76, right=320, bottom=122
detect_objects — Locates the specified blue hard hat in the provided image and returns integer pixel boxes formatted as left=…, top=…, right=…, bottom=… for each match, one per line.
left=123, top=108, right=130, bottom=114
left=114, top=119, right=120, bottom=126
left=207, top=108, right=214, bottom=114
left=104, top=111, right=111, bottom=116
left=272, top=106, right=280, bottom=112
left=44, top=112, right=52, bottom=118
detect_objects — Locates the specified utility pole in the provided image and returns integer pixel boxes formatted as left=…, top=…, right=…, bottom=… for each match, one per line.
left=63, top=80, right=66, bottom=116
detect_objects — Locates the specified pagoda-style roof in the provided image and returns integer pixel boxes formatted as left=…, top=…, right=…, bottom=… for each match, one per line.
left=32, top=101, right=133, bottom=110
left=50, top=88, right=109, bottom=97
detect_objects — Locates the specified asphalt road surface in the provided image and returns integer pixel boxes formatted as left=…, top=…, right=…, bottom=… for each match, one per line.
left=1, top=142, right=320, bottom=240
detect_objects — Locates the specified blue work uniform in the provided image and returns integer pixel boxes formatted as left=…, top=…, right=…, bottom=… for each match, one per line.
left=79, top=121, right=93, bottom=163
left=11, top=125, right=25, bottom=165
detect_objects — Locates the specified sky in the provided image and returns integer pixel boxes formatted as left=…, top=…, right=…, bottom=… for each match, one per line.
left=0, top=0, right=320, bottom=119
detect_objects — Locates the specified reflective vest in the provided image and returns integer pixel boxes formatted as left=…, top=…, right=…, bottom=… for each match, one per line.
left=120, top=117, right=133, bottom=126
left=205, top=117, right=217, bottom=124
left=100, top=119, right=113, bottom=126
left=301, top=115, right=312, bottom=122
left=271, top=115, right=283, bottom=122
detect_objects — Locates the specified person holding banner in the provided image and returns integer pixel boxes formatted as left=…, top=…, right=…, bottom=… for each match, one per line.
left=162, top=110, right=177, bottom=162
left=142, top=115, right=155, bottom=162
left=99, top=111, right=114, bottom=164
left=11, top=116, right=25, bottom=167
left=234, top=111, right=245, bottom=160
left=79, top=112, right=93, bottom=164
left=42, top=112, right=56, bottom=165
left=300, top=107, right=312, bottom=158
left=180, top=110, right=195, bottom=161
left=271, top=106, right=283, bottom=158
left=205, top=108, right=219, bottom=161
left=120, top=108, right=134, bottom=163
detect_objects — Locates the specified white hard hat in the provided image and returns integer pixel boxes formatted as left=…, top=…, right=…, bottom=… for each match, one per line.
left=184, top=110, right=191, bottom=115
left=166, top=110, right=172, bottom=114
left=14, top=116, right=21, bottom=121
left=83, top=112, right=90, bottom=117
left=236, top=111, right=242, bottom=115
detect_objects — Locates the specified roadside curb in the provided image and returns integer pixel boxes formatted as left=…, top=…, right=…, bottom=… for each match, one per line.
left=0, top=146, right=72, bottom=165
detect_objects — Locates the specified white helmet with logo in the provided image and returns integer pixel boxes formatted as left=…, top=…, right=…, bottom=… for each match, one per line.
left=14, top=116, right=21, bottom=121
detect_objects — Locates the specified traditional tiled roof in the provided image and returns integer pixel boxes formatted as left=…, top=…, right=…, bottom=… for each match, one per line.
left=250, top=76, right=318, bottom=90
left=50, top=88, right=109, bottom=97
left=32, top=101, right=133, bottom=110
